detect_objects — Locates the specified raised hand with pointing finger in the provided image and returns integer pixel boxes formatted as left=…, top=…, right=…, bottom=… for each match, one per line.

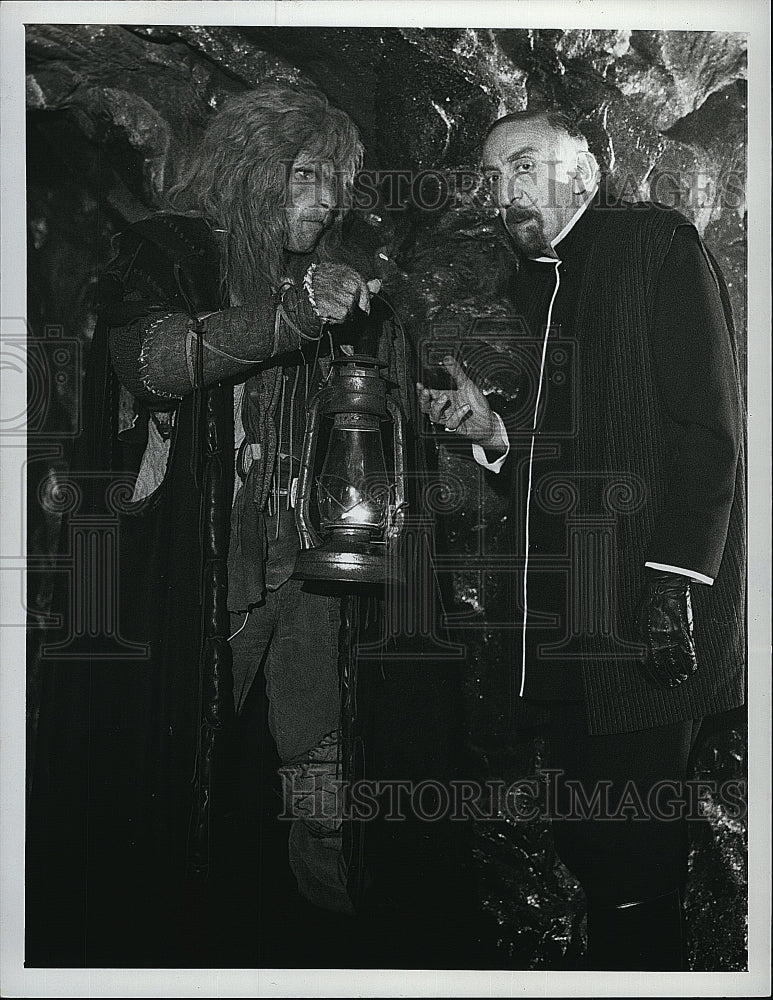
left=416, top=355, right=507, bottom=456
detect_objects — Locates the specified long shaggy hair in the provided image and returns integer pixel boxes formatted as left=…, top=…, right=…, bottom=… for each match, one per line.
left=167, top=82, right=363, bottom=303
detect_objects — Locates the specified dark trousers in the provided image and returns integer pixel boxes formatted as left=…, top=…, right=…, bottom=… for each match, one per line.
left=546, top=701, right=702, bottom=906
left=229, top=577, right=341, bottom=762
left=228, top=578, right=352, bottom=912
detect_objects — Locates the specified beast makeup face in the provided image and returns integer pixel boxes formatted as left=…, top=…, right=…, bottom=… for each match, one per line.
left=283, top=150, right=337, bottom=253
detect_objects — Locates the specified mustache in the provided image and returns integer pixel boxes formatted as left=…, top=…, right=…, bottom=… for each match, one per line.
left=505, top=207, right=540, bottom=226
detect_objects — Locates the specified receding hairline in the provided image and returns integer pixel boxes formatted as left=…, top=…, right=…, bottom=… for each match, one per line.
left=484, top=111, right=589, bottom=152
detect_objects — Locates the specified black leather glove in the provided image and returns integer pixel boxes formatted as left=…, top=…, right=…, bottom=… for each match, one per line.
left=635, top=570, right=698, bottom=687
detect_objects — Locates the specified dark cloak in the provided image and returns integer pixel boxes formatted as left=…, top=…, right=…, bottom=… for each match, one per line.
left=25, top=215, right=475, bottom=969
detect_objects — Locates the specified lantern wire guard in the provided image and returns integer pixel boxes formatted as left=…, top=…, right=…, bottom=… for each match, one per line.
left=294, top=354, right=407, bottom=585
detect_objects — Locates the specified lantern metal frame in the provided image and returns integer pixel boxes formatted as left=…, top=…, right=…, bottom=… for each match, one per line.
left=293, top=354, right=407, bottom=585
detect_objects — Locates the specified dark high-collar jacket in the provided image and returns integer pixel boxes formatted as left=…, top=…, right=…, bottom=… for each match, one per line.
left=496, top=185, right=745, bottom=734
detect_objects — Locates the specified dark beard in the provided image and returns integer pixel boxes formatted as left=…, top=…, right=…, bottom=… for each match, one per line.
left=504, top=209, right=551, bottom=258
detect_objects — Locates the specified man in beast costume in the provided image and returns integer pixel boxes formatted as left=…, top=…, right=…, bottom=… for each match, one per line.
left=27, top=82, right=469, bottom=968
left=418, top=110, right=745, bottom=970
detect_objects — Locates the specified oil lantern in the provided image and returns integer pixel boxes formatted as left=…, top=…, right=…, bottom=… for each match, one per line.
left=293, top=355, right=407, bottom=584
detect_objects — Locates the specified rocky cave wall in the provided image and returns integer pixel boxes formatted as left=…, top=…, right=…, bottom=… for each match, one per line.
left=25, top=24, right=747, bottom=970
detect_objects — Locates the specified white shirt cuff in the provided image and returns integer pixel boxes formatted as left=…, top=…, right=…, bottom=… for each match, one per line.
left=472, top=412, right=510, bottom=473
left=645, top=561, right=714, bottom=586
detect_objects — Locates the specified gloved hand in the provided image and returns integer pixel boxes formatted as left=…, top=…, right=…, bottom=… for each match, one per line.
left=305, top=262, right=381, bottom=324
left=635, top=570, right=698, bottom=687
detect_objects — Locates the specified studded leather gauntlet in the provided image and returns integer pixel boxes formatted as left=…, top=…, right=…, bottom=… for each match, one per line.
left=635, top=570, right=698, bottom=687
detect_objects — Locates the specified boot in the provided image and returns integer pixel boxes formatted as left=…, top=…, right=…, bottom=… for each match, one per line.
left=586, top=888, right=687, bottom=971
left=278, top=730, right=354, bottom=915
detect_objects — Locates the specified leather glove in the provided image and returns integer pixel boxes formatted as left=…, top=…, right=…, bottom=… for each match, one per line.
left=635, top=570, right=698, bottom=687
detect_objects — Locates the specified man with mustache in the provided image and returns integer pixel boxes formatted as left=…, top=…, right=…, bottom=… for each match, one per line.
left=418, top=110, right=744, bottom=970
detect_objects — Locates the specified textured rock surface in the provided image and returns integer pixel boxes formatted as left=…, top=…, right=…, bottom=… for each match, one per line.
left=25, top=24, right=748, bottom=970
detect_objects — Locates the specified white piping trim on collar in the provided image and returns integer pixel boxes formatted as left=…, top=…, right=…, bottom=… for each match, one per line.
left=530, top=178, right=600, bottom=263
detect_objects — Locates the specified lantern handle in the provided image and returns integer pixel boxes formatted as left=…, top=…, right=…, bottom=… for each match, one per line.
left=385, top=396, right=408, bottom=547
